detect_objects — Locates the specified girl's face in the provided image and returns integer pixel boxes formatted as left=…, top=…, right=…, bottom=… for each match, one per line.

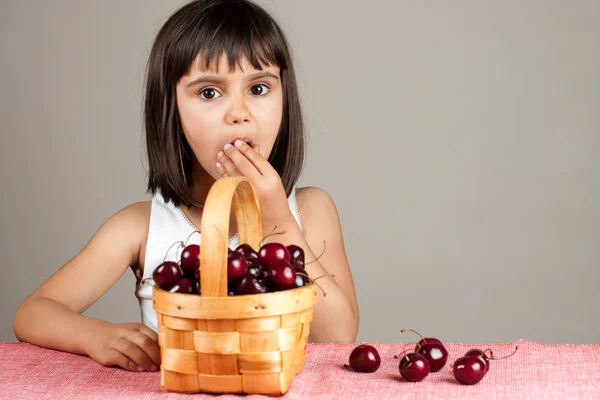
left=176, top=54, right=284, bottom=180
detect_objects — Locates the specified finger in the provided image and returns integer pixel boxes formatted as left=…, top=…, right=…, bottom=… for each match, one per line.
left=216, top=160, right=226, bottom=176
left=135, top=323, right=158, bottom=343
left=224, top=141, right=262, bottom=179
left=115, top=337, right=157, bottom=372
left=230, top=140, right=269, bottom=175
left=130, top=329, right=161, bottom=367
left=218, top=152, right=242, bottom=177
left=107, top=349, right=143, bottom=372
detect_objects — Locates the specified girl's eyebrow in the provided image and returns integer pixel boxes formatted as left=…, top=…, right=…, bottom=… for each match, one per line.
left=186, top=71, right=279, bottom=88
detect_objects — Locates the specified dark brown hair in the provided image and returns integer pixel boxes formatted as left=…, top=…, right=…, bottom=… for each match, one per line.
left=144, top=0, right=305, bottom=207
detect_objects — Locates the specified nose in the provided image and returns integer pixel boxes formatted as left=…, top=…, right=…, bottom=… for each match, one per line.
left=226, top=96, right=251, bottom=125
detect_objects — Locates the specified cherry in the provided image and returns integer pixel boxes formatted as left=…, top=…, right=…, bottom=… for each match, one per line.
left=293, top=273, right=307, bottom=288
left=266, top=259, right=297, bottom=291
left=464, top=349, right=490, bottom=373
left=227, top=252, right=247, bottom=284
left=236, top=243, right=259, bottom=260
left=346, top=344, right=381, bottom=373
left=180, top=244, right=200, bottom=275
left=236, top=275, right=268, bottom=295
left=168, top=278, right=197, bottom=294
left=287, top=244, right=305, bottom=270
left=463, top=345, right=518, bottom=374
left=451, top=356, right=487, bottom=385
left=401, top=329, right=448, bottom=372
left=417, top=342, right=448, bottom=372
left=399, top=353, right=430, bottom=382
left=259, top=242, right=291, bottom=265
left=152, top=261, right=183, bottom=289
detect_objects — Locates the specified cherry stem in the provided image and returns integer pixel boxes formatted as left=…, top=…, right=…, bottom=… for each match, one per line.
left=305, top=240, right=327, bottom=265
left=393, top=342, right=420, bottom=359
left=163, top=241, right=184, bottom=263
left=184, top=230, right=201, bottom=246
left=488, top=346, right=518, bottom=361
left=259, top=227, right=286, bottom=247
left=400, top=329, right=426, bottom=343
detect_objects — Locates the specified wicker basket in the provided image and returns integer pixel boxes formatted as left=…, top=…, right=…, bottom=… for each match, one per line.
left=152, top=177, right=318, bottom=396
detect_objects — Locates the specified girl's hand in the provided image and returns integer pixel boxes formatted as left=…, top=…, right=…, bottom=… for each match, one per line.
left=85, top=321, right=160, bottom=372
left=216, top=140, right=297, bottom=234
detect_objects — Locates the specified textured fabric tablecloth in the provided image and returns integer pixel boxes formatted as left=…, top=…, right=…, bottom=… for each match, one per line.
left=1, top=340, right=599, bottom=399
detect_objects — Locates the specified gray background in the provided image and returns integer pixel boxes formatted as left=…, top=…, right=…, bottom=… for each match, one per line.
left=1, top=0, right=599, bottom=344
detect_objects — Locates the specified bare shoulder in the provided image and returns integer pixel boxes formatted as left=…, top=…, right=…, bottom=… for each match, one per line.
left=78, top=200, right=152, bottom=269
left=295, top=186, right=340, bottom=232
left=294, top=186, right=345, bottom=250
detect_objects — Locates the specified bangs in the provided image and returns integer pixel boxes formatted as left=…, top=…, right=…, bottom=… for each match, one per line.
left=167, top=0, right=289, bottom=81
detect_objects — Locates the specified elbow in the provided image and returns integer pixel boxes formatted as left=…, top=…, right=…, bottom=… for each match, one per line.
left=13, top=302, right=27, bottom=342
left=13, top=298, right=36, bottom=342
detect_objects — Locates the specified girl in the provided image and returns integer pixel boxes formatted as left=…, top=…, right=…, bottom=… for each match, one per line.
left=13, top=0, right=359, bottom=373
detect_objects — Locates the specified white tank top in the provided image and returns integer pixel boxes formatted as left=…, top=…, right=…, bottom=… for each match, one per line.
left=134, top=185, right=303, bottom=332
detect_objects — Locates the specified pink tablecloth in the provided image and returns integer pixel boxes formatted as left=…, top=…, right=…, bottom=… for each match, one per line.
left=1, top=340, right=599, bottom=399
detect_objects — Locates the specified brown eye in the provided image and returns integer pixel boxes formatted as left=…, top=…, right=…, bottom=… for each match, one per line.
left=199, top=88, right=220, bottom=100
left=250, top=84, right=269, bottom=96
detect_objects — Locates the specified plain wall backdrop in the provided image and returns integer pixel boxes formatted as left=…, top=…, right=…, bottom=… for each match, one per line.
left=1, top=0, right=599, bottom=344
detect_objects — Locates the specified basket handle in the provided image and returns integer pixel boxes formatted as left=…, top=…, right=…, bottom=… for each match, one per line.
left=199, top=177, right=263, bottom=297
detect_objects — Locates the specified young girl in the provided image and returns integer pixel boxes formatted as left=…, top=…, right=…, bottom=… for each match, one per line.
left=13, top=0, right=359, bottom=373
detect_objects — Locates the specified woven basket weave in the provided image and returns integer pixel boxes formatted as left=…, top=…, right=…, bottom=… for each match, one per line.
left=152, top=177, right=318, bottom=395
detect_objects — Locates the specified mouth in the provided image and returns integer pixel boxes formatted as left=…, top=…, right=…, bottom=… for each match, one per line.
left=230, top=136, right=254, bottom=147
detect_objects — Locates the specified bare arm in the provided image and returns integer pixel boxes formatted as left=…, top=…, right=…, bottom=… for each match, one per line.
left=287, top=187, right=360, bottom=343
left=13, top=201, right=159, bottom=371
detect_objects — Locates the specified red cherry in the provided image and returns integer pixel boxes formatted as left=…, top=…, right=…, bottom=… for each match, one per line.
left=180, top=244, right=200, bottom=274
left=399, top=353, right=430, bottom=382
left=452, top=356, right=486, bottom=385
left=152, top=261, right=183, bottom=289
left=464, top=349, right=490, bottom=372
left=347, top=344, right=381, bottom=373
left=259, top=242, right=291, bottom=265
left=417, top=342, right=448, bottom=372
left=168, top=278, right=196, bottom=294
left=266, top=259, right=297, bottom=290
left=418, top=337, right=442, bottom=346
left=227, top=252, right=247, bottom=284
left=236, top=243, right=259, bottom=260
left=287, top=244, right=305, bottom=270
left=293, top=273, right=307, bottom=288
left=236, top=276, right=268, bottom=295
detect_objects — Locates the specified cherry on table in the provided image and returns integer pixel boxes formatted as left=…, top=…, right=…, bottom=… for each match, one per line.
left=464, top=345, right=519, bottom=374
left=401, top=329, right=448, bottom=372
left=417, top=342, right=448, bottom=372
left=346, top=344, right=381, bottom=373
left=399, top=353, right=430, bottom=382
left=451, top=356, right=487, bottom=385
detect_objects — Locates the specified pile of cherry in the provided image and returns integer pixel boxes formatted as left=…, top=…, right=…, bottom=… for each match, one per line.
left=146, top=231, right=312, bottom=295
left=346, top=329, right=518, bottom=385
